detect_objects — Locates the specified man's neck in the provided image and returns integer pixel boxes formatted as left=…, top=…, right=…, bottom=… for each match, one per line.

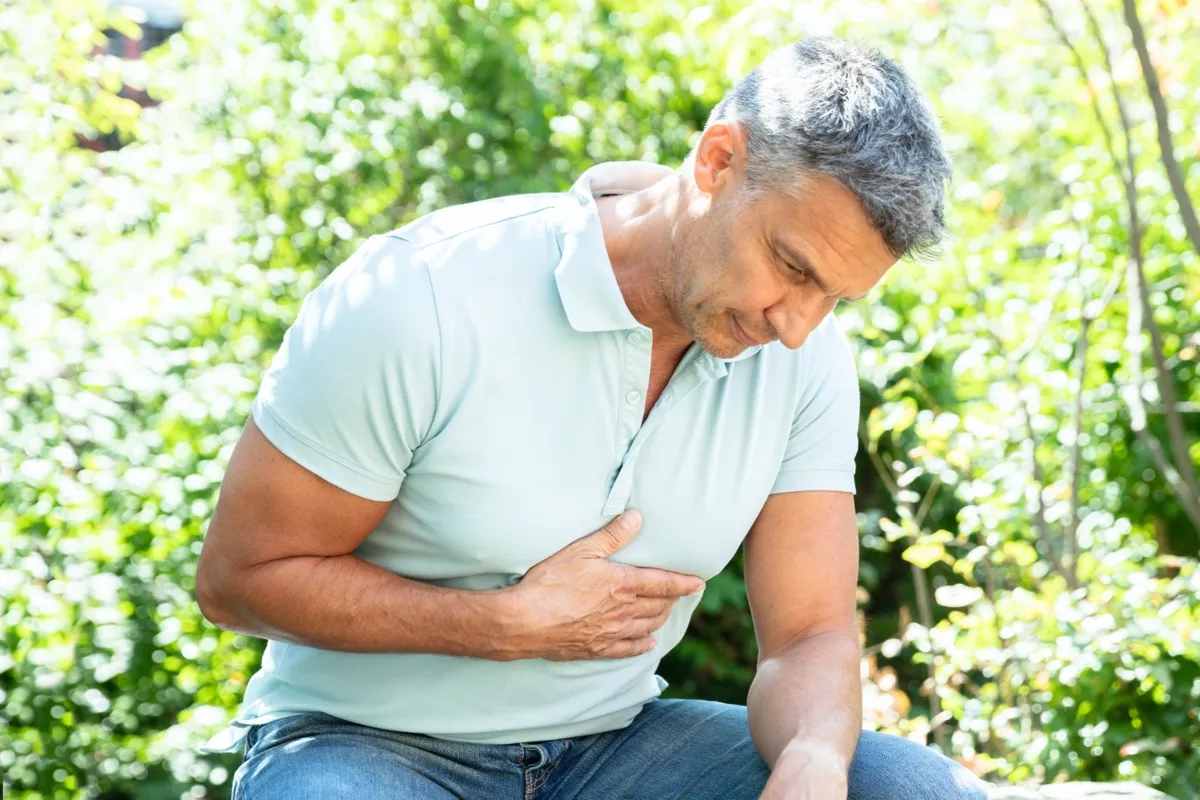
left=594, top=181, right=693, bottom=353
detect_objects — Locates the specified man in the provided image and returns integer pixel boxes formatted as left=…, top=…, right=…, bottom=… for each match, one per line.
left=197, top=37, right=987, bottom=799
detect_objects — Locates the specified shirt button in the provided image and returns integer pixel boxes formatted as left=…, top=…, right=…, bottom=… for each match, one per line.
left=625, top=390, right=641, bottom=405
left=627, top=330, right=647, bottom=344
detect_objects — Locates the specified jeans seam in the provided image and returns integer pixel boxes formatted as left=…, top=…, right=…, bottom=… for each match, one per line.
left=534, top=767, right=553, bottom=792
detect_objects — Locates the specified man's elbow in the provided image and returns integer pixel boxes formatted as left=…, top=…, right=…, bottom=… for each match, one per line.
left=758, top=622, right=860, bottom=666
left=194, top=557, right=245, bottom=632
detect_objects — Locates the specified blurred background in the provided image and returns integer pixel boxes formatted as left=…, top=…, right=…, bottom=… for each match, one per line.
left=1, top=0, right=1197, bottom=797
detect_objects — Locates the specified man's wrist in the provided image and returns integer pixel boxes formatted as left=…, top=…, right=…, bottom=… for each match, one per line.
left=779, top=737, right=851, bottom=776
left=469, top=585, right=532, bottom=661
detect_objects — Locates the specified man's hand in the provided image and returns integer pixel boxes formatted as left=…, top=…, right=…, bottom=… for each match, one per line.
left=759, top=740, right=849, bottom=800
left=500, top=510, right=706, bottom=662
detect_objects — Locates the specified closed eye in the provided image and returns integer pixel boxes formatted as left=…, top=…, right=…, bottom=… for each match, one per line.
left=781, top=255, right=861, bottom=303
left=781, top=257, right=818, bottom=288
left=774, top=239, right=866, bottom=301
left=776, top=254, right=809, bottom=281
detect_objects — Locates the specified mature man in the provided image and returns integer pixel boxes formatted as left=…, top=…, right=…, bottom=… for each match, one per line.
left=197, top=37, right=987, bottom=799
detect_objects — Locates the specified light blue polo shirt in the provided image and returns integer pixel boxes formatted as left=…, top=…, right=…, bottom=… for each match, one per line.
left=208, top=161, right=860, bottom=749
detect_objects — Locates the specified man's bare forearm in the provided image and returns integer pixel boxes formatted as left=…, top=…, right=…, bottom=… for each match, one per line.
left=198, top=553, right=522, bottom=659
left=746, top=629, right=862, bottom=771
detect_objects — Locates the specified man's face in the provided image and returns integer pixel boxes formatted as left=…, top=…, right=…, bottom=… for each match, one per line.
left=669, top=159, right=897, bottom=359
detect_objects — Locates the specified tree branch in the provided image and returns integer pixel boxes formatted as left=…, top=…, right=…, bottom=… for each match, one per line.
left=909, top=558, right=947, bottom=752
left=1077, top=0, right=1139, bottom=183
left=1019, top=397, right=1077, bottom=588
left=1124, top=257, right=1200, bottom=530
left=1121, top=0, right=1200, bottom=256
left=862, top=423, right=950, bottom=749
left=1037, top=0, right=1131, bottom=185
left=975, top=278, right=1079, bottom=586
left=1134, top=256, right=1200, bottom=521
left=1067, top=265, right=1125, bottom=579
left=859, top=417, right=902, bottom=497
left=1066, top=312, right=1088, bottom=584
left=1069, top=0, right=1200, bottom=532
left=914, top=474, right=942, bottom=530
left=907, top=473, right=948, bottom=752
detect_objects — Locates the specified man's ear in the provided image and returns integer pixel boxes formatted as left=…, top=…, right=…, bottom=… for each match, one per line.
left=692, top=120, right=747, bottom=197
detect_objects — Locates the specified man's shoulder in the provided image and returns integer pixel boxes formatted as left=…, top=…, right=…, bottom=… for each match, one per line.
left=748, top=315, right=858, bottom=417
left=383, top=191, right=568, bottom=254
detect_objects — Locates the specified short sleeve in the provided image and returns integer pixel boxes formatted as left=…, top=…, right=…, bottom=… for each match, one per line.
left=250, top=235, right=440, bottom=501
left=769, top=316, right=860, bottom=495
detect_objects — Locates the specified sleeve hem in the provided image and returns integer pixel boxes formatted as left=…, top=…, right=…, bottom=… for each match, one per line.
left=769, top=468, right=856, bottom=495
left=251, top=399, right=402, bottom=502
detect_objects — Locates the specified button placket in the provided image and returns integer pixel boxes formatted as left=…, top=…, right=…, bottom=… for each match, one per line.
left=605, top=327, right=651, bottom=505
left=601, top=346, right=719, bottom=515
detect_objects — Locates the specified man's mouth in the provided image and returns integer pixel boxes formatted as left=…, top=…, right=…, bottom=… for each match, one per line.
left=730, top=315, right=766, bottom=348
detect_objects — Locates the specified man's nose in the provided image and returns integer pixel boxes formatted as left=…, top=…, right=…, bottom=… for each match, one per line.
left=765, top=291, right=829, bottom=350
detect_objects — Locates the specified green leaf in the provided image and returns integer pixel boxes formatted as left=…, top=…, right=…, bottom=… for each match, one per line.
left=902, top=541, right=947, bottom=569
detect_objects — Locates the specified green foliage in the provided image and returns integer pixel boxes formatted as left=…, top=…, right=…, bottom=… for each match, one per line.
left=1, top=0, right=1197, bottom=798
left=940, top=560, right=1200, bottom=792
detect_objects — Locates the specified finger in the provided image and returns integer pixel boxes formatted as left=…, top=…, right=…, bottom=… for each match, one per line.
left=627, top=567, right=705, bottom=598
left=599, top=636, right=657, bottom=659
left=627, top=616, right=669, bottom=638
left=570, top=510, right=642, bottom=557
left=627, top=598, right=675, bottom=619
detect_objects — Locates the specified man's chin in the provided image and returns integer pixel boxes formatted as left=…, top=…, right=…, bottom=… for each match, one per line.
left=693, top=331, right=748, bottom=360
left=680, top=313, right=750, bottom=360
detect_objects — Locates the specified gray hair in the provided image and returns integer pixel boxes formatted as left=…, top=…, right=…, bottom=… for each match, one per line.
left=707, top=37, right=952, bottom=260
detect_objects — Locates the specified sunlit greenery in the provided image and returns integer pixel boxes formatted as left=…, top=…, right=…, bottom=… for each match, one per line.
left=2, top=0, right=1197, bottom=797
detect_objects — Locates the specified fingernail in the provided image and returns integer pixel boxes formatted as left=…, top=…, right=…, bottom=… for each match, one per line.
left=620, top=509, right=642, bottom=529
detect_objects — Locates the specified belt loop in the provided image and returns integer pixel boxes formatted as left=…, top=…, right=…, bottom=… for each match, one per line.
left=523, top=743, right=549, bottom=769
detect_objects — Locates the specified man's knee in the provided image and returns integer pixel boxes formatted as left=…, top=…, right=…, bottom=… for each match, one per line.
left=849, top=730, right=989, bottom=800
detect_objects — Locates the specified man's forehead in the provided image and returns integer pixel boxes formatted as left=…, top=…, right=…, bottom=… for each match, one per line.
left=772, top=174, right=872, bottom=225
left=763, top=180, right=896, bottom=291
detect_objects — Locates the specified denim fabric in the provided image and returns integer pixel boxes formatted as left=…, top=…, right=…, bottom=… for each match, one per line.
left=232, top=698, right=989, bottom=799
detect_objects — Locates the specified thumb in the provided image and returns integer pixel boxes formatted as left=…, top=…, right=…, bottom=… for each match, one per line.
left=578, top=510, right=642, bottom=557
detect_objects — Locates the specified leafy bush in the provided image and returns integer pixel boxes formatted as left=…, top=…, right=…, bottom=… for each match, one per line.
left=2, top=0, right=1197, bottom=798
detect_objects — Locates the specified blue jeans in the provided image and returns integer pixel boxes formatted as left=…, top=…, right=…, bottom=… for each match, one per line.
left=233, top=699, right=989, bottom=799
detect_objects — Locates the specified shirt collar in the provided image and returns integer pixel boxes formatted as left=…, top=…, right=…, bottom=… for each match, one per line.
left=717, top=344, right=763, bottom=364
left=553, top=161, right=764, bottom=364
left=554, top=161, right=672, bottom=333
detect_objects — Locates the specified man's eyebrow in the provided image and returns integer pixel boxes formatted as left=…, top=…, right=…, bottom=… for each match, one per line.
left=775, top=239, right=868, bottom=302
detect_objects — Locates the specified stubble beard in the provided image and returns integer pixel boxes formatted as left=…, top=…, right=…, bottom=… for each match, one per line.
left=671, top=277, right=742, bottom=360
left=669, top=246, right=745, bottom=360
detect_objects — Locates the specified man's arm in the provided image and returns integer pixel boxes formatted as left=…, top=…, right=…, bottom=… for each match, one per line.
left=195, top=417, right=522, bottom=657
left=195, top=418, right=703, bottom=661
left=744, top=489, right=861, bottom=781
